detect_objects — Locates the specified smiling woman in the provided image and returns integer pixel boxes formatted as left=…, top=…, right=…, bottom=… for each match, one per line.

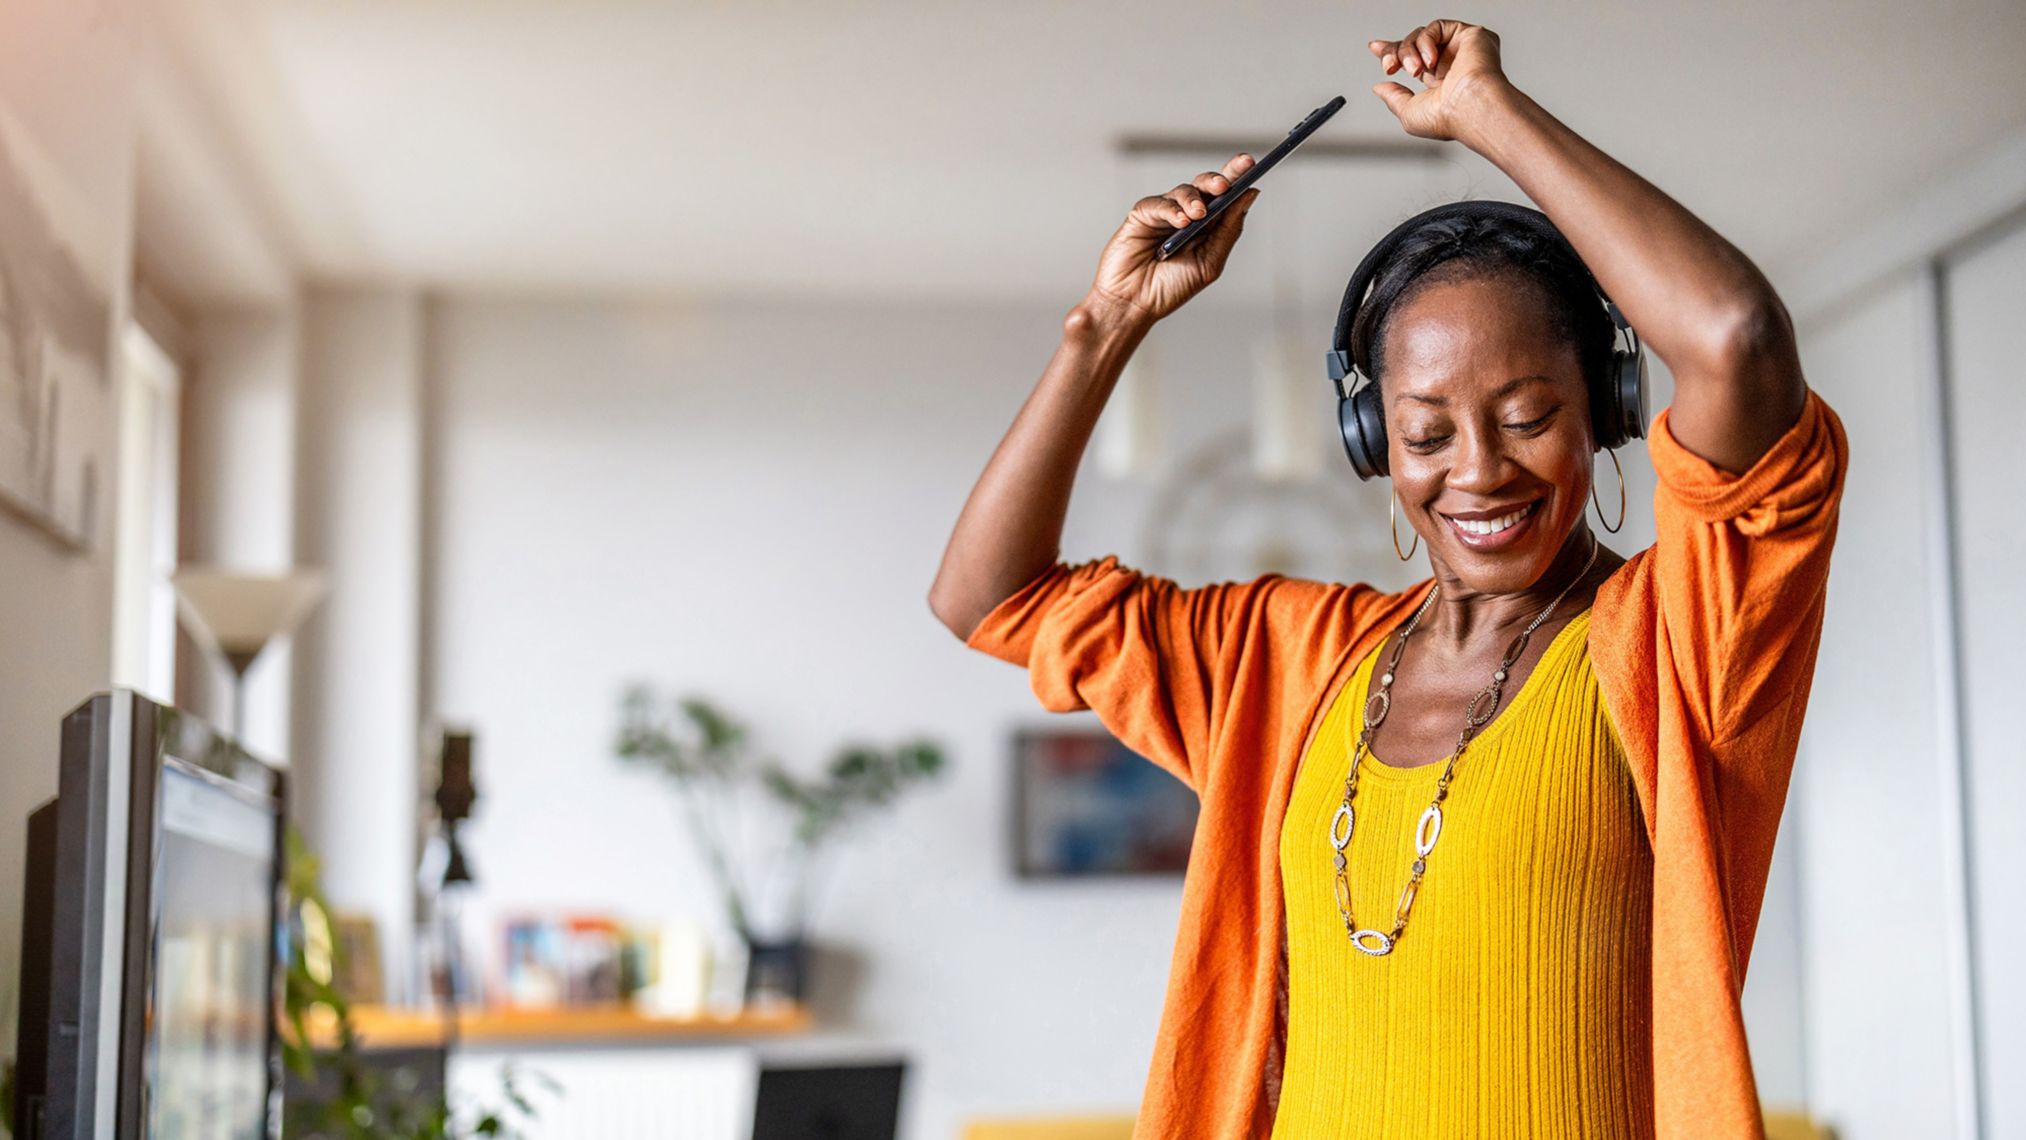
left=928, top=15, right=1847, bottom=1140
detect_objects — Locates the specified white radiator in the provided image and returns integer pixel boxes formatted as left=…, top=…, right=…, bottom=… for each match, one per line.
left=448, top=1046, right=759, bottom=1140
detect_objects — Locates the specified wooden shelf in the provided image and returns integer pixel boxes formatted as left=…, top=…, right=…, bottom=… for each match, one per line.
left=310, top=1003, right=813, bottom=1050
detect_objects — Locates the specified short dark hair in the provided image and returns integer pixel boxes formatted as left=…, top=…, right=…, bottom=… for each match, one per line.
left=1350, top=209, right=1615, bottom=395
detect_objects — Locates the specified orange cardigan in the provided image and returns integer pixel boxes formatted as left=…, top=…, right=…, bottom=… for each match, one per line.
left=963, top=388, right=1848, bottom=1139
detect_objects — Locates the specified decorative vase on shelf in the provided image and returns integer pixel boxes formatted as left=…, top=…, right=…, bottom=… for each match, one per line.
left=741, top=934, right=808, bottom=1008
left=612, top=688, right=947, bottom=1014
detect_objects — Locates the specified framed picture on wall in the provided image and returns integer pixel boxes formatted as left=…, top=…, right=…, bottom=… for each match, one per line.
left=0, top=106, right=114, bottom=550
left=1011, top=725, right=1199, bottom=878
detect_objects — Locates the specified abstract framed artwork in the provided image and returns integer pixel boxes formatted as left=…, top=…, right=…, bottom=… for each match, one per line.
left=0, top=106, right=114, bottom=550
left=1011, top=724, right=1199, bottom=878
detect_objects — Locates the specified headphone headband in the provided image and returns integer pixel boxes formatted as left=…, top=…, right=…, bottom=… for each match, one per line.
left=1325, top=199, right=1648, bottom=480
left=1328, top=199, right=1625, bottom=392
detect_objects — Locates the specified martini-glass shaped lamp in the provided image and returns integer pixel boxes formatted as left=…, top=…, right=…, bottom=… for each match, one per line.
left=171, top=566, right=327, bottom=744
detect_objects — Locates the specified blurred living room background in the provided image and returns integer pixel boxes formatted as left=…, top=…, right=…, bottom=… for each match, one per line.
left=1, top=1, right=2023, bottom=1138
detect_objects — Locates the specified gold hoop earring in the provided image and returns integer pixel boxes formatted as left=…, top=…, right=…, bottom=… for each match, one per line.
left=1591, top=447, right=1626, bottom=534
left=1390, top=492, right=1420, bottom=561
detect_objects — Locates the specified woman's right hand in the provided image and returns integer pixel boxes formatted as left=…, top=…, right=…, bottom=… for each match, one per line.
left=1086, top=153, right=1260, bottom=327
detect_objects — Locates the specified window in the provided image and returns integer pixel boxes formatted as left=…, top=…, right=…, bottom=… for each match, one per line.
left=111, top=319, right=181, bottom=702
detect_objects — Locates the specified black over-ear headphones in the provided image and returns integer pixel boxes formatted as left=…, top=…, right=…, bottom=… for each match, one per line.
left=1324, top=199, right=1649, bottom=481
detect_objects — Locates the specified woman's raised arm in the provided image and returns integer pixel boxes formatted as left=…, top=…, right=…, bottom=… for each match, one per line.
left=927, top=154, right=1260, bottom=638
left=1367, top=19, right=1807, bottom=474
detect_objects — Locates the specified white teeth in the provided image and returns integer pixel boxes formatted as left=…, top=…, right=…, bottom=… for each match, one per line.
left=1450, top=504, right=1531, bottom=536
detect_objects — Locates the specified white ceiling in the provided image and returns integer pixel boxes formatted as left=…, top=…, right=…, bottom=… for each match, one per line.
left=151, top=0, right=2026, bottom=310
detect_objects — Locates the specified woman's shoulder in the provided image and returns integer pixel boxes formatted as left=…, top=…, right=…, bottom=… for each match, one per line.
left=1589, top=540, right=1657, bottom=629
left=997, top=556, right=1437, bottom=663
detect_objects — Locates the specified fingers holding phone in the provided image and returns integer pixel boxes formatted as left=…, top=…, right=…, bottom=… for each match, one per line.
left=1159, top=161, right=1249, bottom=229
left=1089, top=153, right=1260, bottom=327
left=1083, top=96, right=1344, bottom=327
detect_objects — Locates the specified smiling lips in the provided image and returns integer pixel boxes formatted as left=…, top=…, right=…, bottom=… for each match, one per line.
left=1439, top=499, right=1543, bottom=551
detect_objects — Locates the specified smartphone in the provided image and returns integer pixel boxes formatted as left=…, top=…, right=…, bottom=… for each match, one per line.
left=1156, top=95, right=1346, bottom=261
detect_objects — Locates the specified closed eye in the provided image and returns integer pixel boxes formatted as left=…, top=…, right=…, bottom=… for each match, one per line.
left=1505, top=407, right=1560, bottom=433
left=1405, top=406, right=1559, bottom=452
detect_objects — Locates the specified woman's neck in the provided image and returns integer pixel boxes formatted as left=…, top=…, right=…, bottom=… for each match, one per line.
left=1419, top=525, right=1601, bottom=652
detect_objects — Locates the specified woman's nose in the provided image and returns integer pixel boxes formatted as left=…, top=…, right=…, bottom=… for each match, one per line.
left=1445, top=426, right=1512, bottom=493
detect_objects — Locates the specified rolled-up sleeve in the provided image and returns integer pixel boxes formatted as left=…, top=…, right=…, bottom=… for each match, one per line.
left=963, top=555, right=1340, bottom=795
left=1647, top=386, right=1849, bottom=745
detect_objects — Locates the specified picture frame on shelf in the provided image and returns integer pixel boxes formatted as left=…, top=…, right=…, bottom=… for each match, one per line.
left=499, top=915, right=567, bottom=1009
left=329, top=913, right=384, bottom=1005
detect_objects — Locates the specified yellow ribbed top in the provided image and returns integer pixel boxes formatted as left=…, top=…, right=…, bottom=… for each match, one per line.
left=1271, top=608, right=1655, bottom=1139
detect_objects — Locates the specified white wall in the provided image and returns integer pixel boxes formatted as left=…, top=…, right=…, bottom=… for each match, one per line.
left=0, top=0, right=136, bottom=1055
left=424, top=295, right=1221, bottom=1140
left=419, top=290, right=1811, bottom=1138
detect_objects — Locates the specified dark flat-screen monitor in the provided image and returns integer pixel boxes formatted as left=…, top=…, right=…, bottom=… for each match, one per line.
left=750, top=1060, right=906, bottom=1140
left=13, top=690, right=286, bottom=1140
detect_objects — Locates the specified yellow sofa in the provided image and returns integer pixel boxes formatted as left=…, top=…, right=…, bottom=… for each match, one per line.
left=960, top=1116, right=1136, bottom=1140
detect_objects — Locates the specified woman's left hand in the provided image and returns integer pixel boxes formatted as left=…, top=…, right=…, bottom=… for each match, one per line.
left=1367, top=19, right=1511, bottom=143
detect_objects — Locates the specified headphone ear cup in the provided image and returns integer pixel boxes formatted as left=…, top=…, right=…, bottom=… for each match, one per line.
left=1611, top=345, right=1648, bottom=446
left=1338, top=382, right=1389, bottom=480
left=1592, top=353, right=1625, bottom=450
left=1592, top=347, right=1648, bottom=450
left=1626, top=346, right=1650, bottom=441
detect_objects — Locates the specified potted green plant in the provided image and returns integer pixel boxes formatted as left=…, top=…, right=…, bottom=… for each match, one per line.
left=613, top=687, right=945, bottom=1004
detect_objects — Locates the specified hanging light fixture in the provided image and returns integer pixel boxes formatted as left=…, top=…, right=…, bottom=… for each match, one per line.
left=1096, top=149, right=1165, bottom=481
left=1251, top=165, right=1323, bottom=482
left=1097, top=348, right=1162, bottom=479
left=1251, top=335, right=1322, bottom=482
